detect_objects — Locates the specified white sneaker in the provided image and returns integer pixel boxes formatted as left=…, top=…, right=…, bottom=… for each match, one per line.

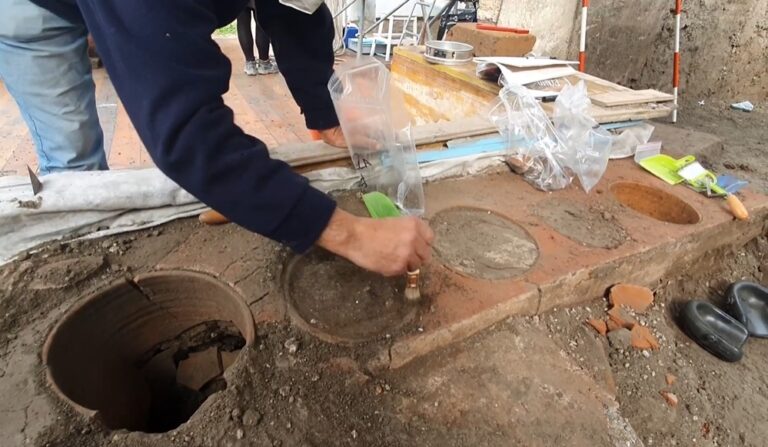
left=256, top=59, right=279, bottom=75
left=244, top=61, right=258, bottom=76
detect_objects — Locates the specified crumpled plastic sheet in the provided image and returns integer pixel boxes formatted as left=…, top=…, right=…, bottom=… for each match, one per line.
left=489, top=80, right=612, bottom=193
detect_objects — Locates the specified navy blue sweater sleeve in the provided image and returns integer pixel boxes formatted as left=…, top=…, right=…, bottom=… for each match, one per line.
left=74, top=0, right=336, bottom=252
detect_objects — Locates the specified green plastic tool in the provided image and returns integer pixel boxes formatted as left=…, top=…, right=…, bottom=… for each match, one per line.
left=362, top=192, right=401, bottom=218
left=638, top=154, right=697, bottom=185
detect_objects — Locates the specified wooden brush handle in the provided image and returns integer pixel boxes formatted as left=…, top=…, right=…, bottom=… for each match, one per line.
left=199, top=210, right=231, bottom=225
left=406, top=270, right=420, bottom=288
left=726, top=194, right=749, bottom=221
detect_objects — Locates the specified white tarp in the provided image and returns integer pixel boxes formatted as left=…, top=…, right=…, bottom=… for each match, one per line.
left=0, top=151, right=504, bottom=265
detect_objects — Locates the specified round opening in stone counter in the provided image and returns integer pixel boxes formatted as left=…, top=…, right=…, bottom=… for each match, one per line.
left=284, top=249, right=419, bottom=344
left=610, top=181, right=701, bottom=225
left=43, top=271, right=255, bottom=433
left=431, top=207, right=539, bottom=280
left=532, top=198, right=628, bottom=249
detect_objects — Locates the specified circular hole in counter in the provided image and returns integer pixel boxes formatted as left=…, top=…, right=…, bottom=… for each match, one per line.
left=610, top=181, right=701, bottom=225
left=43, top=271, right=255, bottom=433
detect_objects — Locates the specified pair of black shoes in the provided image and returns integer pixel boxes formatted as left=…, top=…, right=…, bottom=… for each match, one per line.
left=679, top=281, right=768, bottom=362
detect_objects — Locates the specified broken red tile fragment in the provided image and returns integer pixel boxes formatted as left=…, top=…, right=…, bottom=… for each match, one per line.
left=609, top=284, right=654, bottom=313
left=606, top=319, right=622, bottom=333
left=665, top=373, right=677, bottom=386
left=586, top=318, right=608, bottom=336
left=607, top=306, right=636, bottom=329
left=630, top=325, right=660, bottom=350
left=660, top=390, right=679, bottom=407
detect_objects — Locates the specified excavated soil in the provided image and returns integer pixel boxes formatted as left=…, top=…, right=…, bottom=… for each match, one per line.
left=284, top=249, right=419, bottom=343
left=0, top=102, right=766, bottom=446
left=431, top=207, right=539, bottom=280
left=533, top=197, right=628, bottom=249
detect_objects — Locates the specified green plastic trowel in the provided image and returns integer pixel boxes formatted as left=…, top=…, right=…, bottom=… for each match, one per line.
left=637, top=154, right=697, bottom=185
left=362, top=191, right=402, bottom=218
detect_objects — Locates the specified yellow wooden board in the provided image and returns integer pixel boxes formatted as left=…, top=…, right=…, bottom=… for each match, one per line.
left=391, top=46, right=674, bottom=125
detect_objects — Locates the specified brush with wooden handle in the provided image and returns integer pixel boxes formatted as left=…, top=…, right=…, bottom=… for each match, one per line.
left=678, top=162, right=749, bottom=221
left=405, top=269, right=421, bottom=301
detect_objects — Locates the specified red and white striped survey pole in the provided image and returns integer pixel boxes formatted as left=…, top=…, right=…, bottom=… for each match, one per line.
left=579, top=0, right=589, bottom=72
left=672, top=0, right=682, bottom=123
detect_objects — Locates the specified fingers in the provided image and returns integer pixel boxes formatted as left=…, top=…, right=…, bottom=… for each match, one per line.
left=416, top=219, right=435, bottom=245
left=406, top=252, right=422, bottom=273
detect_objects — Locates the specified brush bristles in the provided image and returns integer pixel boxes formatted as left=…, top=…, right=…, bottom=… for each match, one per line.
left=404, top=286, right=421, bottom=301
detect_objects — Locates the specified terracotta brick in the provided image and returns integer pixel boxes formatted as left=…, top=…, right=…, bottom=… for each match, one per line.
left=630, top=325, right=660, bottom=350
left=446, top=22, right=536, bottom=57
left=609, top=284, right=654, bottom=313
left=586, top=319, right=607, bottom=336
left=665, top=373, right=677, bottom=386
left=607, top=306, right=636, bottom=330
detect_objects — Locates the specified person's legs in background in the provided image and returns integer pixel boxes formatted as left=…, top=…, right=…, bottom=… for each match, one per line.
left=0, top=0, right=107, bottom=174
left=236, top=7, right=259, bottom=76
left=253, top=14, right=278, bottom=75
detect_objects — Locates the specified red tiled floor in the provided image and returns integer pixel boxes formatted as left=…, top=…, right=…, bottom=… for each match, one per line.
left=0, top=38, right=311, bottom=175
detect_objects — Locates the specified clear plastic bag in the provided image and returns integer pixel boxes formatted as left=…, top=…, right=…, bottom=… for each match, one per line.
left=609, top=122, right=655, bottom=159
left=489, top=82, right=573, bottom=191
left=489, top=80, right=612, bottom=193
left=553, top=81, right=613, bottom=193
left=328, top=57, right=425, bottom=216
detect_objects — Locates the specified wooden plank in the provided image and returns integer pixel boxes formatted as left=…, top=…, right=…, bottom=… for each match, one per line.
left=590, top=89, right=675, bottom=107
left=271, top=116, right=497, bottom=169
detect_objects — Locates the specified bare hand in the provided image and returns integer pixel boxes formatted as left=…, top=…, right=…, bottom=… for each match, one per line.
left=317, top=208, right=434, bottom=276
left=318, top=126, right=347, bottom=148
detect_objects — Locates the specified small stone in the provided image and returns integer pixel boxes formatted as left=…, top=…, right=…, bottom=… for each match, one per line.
left=284, top=337, right=300, bottom=354
left=624, top=362, right=630, bottom=368
left=236, top=428, right=244, bottom=440
left=351, top=430, right=358, bottom=439
left=374, top=385, right=383, bottom=395
left=279, top=385, right=291, bottom=397
left=242, top=409, right=262, bottom=426
left=310, top=373, right=320, bottom=382
left=666, top=373, right=677, bottom=385
left=81, top=427, right=91, bottom=435
left=231, top=408, right=242, bottom=420
left=661, top=391, right=679, bottom=407
left=288, top=396, right=295, bottom=404
left=607, top=328, right=632, bottom=349
left=642, top=350, right=651, bottom=358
